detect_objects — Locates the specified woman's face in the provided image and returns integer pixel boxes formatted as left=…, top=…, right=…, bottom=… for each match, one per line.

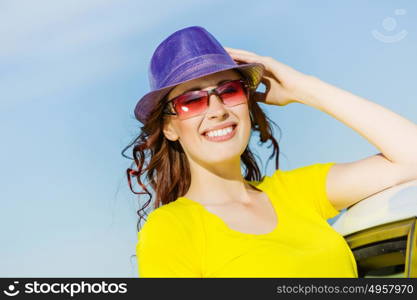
left=162, top=69, right=252, bottom=166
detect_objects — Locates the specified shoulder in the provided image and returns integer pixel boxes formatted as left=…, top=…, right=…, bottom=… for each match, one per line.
left=136, top=199, right=204, bottom=277
left=275, top=162, right=339, bottom=219
left=271, top=162, right=336, bottom=184
left=140, top=206, right=178, bottom=233
left=247, top=162, right=336, bottom=190
left=137, top=198, right=204, bottom=245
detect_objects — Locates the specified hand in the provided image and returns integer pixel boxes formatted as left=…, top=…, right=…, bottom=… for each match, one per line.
left=224, top=47, right=316, bottom=106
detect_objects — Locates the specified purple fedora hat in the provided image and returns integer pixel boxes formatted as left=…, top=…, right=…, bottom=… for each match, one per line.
left=134, top=26, right=265, bottom=124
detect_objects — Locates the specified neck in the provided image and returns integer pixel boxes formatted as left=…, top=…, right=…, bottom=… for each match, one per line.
left=183, top=156, right=259, bottom=206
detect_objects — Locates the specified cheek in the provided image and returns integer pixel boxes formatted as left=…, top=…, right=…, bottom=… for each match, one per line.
left=175, top=120, right=201, bottom=147
left=235, top=106, right=252, bottom=149
left=235, top=104, right=252, bottom=132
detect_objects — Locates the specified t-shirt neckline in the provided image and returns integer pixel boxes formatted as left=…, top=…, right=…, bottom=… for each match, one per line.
left=177, top=179, right=281, bottom=238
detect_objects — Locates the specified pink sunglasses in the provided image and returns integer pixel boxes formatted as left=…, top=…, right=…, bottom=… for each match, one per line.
left=163, top=79, right=250, bottom=120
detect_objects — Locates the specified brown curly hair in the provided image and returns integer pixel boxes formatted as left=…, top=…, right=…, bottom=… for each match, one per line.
left=121, top=70, right=281, bottom=232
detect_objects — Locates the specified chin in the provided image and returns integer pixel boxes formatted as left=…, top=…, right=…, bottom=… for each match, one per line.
left=203, top=146, right=247, bottom=164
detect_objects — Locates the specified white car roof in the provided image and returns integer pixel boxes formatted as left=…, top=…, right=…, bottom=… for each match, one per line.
left=331, top=179, right=417, bottom=236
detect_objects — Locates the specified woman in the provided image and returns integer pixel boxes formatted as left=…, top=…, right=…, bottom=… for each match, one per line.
left=126, top=26, right=417, bottom=278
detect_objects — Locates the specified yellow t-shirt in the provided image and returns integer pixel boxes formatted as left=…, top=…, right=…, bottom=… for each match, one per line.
left=136, top=162, right=358, bottom=278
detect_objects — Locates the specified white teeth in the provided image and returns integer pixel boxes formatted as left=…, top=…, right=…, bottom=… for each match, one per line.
left=206, top=126, right=234, bottom=137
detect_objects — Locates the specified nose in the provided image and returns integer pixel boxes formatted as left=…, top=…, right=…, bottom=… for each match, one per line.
left=205, top=94, right=229, bottom=120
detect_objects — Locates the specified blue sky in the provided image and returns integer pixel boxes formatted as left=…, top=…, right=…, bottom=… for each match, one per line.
left=1, top=0, right=416, bottom=277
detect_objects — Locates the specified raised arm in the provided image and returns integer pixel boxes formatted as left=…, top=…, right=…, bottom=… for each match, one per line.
left=225, top=46, right=417, bottom=210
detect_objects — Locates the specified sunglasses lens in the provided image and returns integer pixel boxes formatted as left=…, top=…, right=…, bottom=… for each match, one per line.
left=218, top=81, right=247, bottom=106
left=174, top=92, right=208, bottom=119
left=172, top=80, right=248, bottom=119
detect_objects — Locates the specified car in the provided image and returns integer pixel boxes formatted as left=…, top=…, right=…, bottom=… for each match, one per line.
left=331, top=178, right=417, bottom=278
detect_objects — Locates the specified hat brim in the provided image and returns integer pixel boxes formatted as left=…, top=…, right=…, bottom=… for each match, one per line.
left=134, top=62, right=265, bottom=124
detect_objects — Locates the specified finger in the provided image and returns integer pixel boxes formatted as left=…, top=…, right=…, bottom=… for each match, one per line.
left=227, top=50, right=267, bottom=63
left=224, top=46, right=241, bottom=52
left=229, top=53, right=260, bottom=64
left=228, top=53, right=248, bottom=62
left=224, top=46, right=259, bottom=56
left=225, top=48, right=248, bottom=58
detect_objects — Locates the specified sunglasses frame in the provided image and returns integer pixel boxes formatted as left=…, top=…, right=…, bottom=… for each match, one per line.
left=162, top=79, right=251, bottom=118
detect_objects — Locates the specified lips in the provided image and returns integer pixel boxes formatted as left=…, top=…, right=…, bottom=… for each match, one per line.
left=202, top=124, right=237, bottom=142
left=201, top=121, right=238, bottom=136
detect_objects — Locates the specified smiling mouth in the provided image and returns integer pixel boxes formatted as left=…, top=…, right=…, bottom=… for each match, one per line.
left=202, top=125, right=237, bottom=142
